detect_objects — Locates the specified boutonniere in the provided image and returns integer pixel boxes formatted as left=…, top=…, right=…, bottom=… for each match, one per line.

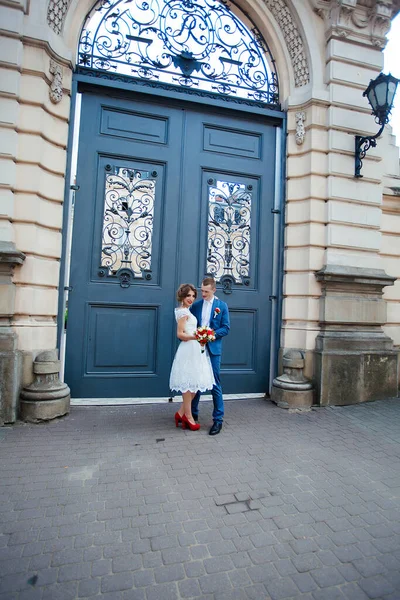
left=213, top=307, right=221, bottom=319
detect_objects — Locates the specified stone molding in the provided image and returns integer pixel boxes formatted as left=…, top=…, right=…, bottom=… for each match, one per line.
left=0, top=245, right=26, bottom=270
left=1, top=0, right=30, bottom=13
left=312, top=0, right=398, bottom=47
left=315, top=264, right=396, bottom=290
left=382, top=195, right=400, bottom=216
left=49, top=59, right=63, bottom=103
left=23, top=37, right=73, bottom=69
left=0, top=242, right=26, bottom=319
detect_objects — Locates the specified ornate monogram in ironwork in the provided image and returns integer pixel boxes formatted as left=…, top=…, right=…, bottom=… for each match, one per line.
left=98, top=165, right=156, bottom=286
left=78, top=0, right=279, bottom=105
left=206, top=179, right=252, bottom=289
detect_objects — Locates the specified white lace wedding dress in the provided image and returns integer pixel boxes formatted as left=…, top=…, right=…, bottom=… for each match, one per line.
left=169, top=307, right=215, bottom=393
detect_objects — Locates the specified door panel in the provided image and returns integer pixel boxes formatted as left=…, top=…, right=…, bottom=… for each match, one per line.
left=85, top=303, right=158, bottom=373
left=203, top=125, right=262, bottom=159
left=100, top=107, right=169, bottom=144
left=65, top=89, right=278, bottom=397
left=90, top=156, right=166, bottom=287
left=222, top=309, right=257, bottom=372
left=65, top=91, right=183, bottom=397
left=180, top=109, right=276, bottom=393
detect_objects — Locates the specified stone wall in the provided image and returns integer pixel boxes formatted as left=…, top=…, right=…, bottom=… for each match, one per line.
left=0, top=0, right=399, bottom=419
left=1, top=4, right=74, bottom=349
left=282, top=1, right=400, bottom=403
left=0, top=0, right=73, bottom=420
left=283, top=3, right=397, bottom=338
left=381, top=131, right=400, bottom=348
left=381, top=129, right=400, bottom=386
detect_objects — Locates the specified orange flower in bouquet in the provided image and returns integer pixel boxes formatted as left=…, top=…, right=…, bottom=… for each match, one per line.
left=195, top=326, right=216, bottom=353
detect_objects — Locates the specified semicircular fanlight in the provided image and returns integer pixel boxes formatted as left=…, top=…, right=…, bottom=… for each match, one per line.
left=77, top=0, right=279, bottom=106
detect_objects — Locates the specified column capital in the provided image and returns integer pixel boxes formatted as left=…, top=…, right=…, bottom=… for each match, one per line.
left=312, top=0, right=399, bottom=47
left=315, top=265, right=396, bottom=293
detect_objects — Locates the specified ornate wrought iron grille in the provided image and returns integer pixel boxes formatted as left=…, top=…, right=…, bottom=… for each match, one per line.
left=98, top=165, right=156, bottom=287
left=78, top=0, right=279, bottom=105
left=206, top=178, right=252, bottom=291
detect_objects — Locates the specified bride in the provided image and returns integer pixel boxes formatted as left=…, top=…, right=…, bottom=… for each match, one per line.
left=169, top=283, right=215, bottom=431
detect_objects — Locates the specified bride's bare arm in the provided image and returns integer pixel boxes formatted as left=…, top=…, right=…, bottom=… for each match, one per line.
left=177, top=317, right=196, bottom=341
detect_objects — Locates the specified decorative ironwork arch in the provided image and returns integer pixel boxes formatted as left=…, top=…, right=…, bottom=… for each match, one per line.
left=77, top=0, right=279, bottom=106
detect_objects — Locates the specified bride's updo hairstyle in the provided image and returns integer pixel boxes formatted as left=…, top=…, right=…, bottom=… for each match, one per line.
left=176, top=283, right=197, bottom=303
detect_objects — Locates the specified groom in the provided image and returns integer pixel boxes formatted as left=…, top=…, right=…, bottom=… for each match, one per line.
left=190, top=276, right=230, bottom=435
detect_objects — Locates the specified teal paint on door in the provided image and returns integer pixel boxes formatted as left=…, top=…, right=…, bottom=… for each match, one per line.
left=65, top=87, right=277, bottom=397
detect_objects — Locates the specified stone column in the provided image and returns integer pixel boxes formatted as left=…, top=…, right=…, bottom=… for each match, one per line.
left=380, top=132, right=400, bottom=386
left=0, top=242, right=25, bottom=424
left=309, top=0, right=400, bottom=405
left=0, top=0, right=73, bottom=421
left=315, top=265, right=398, bottom=405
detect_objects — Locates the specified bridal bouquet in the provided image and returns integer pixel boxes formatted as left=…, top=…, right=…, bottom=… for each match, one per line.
left=195, top=326, right=216, bottom=353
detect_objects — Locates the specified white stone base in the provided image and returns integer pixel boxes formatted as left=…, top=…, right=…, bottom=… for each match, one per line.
left=70, top=393, right=266, bottom=406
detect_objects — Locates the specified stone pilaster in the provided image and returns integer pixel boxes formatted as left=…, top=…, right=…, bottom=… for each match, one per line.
left=315, top=265, right=398, bottom=405
left=0, top=243, right=26, bottom=424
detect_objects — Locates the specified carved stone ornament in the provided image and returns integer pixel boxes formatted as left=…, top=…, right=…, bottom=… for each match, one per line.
left=295, top=111, right=306, bottom=145
left=262, top=0, right=310, bottom=87
left=370, top=0, right=396, bottom=47
left=47, top=0, right=71, bottom=35
left=312, top=0, right=397, bottom=47
left=49, top=60, right=63, bottom=104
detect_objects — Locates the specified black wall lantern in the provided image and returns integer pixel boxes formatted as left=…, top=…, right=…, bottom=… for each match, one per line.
left=355, top=72, right=399, bottom=178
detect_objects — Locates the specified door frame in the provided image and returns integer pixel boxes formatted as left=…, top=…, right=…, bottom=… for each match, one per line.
left=57, top=71, right=287, bottom=393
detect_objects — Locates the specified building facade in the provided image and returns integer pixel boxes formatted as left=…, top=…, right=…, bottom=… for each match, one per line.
left=0, top=0, right=399, bottom=423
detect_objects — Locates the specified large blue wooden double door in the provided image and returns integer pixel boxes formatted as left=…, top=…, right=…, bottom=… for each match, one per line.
left=65, top=86, right=278, bottom=398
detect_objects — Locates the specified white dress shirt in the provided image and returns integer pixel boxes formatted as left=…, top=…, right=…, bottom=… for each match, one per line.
left=201, top=298, right=214, bottom=327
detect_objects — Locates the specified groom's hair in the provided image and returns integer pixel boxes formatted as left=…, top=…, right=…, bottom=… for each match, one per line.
left=202, top=276, right=216, bottom=289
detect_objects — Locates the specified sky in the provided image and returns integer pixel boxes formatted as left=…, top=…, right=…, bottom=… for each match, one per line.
left=384, top=13, right=400, bottom=145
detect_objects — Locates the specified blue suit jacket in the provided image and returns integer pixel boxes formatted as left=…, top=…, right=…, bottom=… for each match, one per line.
left=190, top=297, right=230, bottom=356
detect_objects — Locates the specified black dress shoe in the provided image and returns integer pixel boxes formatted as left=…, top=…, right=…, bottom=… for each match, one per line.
left=209, top=422, right=222, bottom=436
left=193, top=415, right=198, bottom=422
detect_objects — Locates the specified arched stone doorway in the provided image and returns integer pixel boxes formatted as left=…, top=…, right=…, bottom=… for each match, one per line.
left=3, top=0, right=396, bottom=421
left=0, top=0, right=325, bottom=421
left=63, top=0, right=288, bottom=398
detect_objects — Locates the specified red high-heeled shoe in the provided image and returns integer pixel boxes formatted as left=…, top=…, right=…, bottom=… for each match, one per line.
left=181, top=414, right=200, bottom=431
left=174, top=412, right=183, bottom=427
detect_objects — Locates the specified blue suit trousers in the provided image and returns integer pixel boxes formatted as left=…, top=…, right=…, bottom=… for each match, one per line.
left=192, top=352, right=223, bottom=424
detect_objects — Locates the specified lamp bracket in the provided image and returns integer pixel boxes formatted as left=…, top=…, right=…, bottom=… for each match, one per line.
left=354, top=123, right=385, bottom=178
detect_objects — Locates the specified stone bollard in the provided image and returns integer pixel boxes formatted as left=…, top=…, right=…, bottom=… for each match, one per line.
left=271, top=349, right=314, bottom=409
left=19, top=350, right=70, bottom=423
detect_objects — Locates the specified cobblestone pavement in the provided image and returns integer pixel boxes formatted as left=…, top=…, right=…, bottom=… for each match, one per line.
left=1, top=398, right=400, bottom=600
